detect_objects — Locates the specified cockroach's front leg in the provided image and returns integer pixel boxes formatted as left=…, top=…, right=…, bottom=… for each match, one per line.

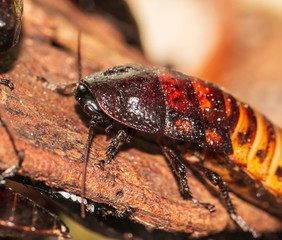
left=0, top=78, right=14, bottom=90
left=98, top=128, right=132, bottom=168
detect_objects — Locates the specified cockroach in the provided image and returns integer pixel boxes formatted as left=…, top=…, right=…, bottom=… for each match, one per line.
left=0, top=0, right=23, bottom=52
left=0, top=186, right=70, bottom=239
left=68, top=58, right=282, bottom=237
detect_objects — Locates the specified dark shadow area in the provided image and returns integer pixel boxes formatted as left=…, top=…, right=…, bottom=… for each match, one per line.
left=70, top=0, right=142, bottom=48
left=0, top=32, right=23, bottom=73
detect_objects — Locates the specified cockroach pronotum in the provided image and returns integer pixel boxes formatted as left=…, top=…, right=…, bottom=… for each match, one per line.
left=71, top=62, right=282, bottom=237
left=0, top=0, right=23, bottom=52
left=0, top=186, right=70, bottom=239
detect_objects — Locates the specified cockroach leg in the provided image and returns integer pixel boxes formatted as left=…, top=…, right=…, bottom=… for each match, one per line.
left=0, top=78, right=14, bottom=90
left=37, top=76, right=78, bottom=96
left=190, top=162, right=259, bottom=237
left=98, top=128, right=132, bottom=168
left=104, top=123, right=113, bottom=133
left=159, top=139, right=215, bottom=211
left=55, top=82, right=79, bottom=95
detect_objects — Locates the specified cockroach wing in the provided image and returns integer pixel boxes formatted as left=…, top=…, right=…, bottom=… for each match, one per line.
left=190, top=78, right=233, bottom=154
left=157, top=68, right=233, bottom=155
left=156, top=69, right=207, bottom=144
left=82, top=64, right=166, bottom=133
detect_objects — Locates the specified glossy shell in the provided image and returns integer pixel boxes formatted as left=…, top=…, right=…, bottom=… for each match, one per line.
left=0, top=186, right=70, bottom=239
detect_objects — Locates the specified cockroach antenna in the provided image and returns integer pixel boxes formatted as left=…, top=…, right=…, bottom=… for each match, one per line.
left=76, top=30, right=96, bottom=218
left=77, top=30, right=82, bottom=81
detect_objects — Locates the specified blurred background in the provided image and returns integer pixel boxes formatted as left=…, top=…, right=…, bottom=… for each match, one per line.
left=128, top=0, right=282, bottom=128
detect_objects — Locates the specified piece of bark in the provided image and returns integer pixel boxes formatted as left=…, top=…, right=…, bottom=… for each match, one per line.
left=0, top=0, right=281, bottom=239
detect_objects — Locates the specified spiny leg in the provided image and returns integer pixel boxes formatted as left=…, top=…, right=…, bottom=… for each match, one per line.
left=190, top=162, right=259, bottom=237
left=158, top=139, right=214, bottom=212
left=98, top=128, right=132, bottom=168
left=0, top=78, right=14, bottom=90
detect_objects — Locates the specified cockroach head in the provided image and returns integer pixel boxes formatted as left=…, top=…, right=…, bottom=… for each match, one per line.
left=75, top=83, right=106, bottom=122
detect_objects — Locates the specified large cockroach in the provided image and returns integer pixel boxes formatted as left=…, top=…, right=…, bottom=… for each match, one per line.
left=0, top=185, right=70, bottom=239
left=0, top=0, right=23, bottom=52
left=1, top=28, right=281, bottom=236
left=72, top=63, right=281, bottom=237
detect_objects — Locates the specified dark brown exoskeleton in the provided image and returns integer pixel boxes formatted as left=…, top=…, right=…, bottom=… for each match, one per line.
left=74, top=64, right=282, bottom=238
left=0, top=186, right=70, bottom=239
left=0, top=0, right=23, bottom=52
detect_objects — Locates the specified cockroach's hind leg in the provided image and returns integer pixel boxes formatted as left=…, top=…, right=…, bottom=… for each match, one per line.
left=159, top=139, right=214, bottom=211
left=190, top=162, right=259, bottom=238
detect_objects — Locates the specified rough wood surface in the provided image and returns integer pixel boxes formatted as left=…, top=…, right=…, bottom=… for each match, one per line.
left=0, top=0, right=281, bottom=239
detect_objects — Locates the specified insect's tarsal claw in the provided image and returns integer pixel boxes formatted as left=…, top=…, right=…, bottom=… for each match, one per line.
left=206, top=204, right=215, bottom=213
left=97, top=160, right=105, bottom=169
left=8, top=82, right=14, bottom=90
left=0, top=78, right=14, bottom=90
left=191, top=197, right=215, bottom=212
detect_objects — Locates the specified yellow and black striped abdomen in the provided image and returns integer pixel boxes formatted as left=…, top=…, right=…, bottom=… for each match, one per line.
left=228, top=100, right=282, bottom=197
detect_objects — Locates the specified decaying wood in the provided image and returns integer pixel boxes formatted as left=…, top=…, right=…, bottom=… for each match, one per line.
left=0, top=0, right=281, bottom=239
